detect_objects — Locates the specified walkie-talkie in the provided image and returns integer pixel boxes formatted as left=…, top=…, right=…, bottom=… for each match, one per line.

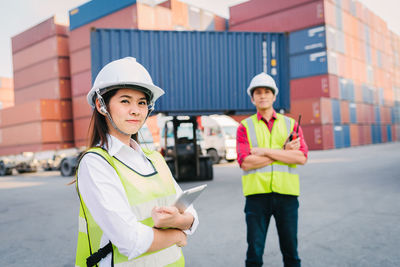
left=288, top=115, right=301, bottom=141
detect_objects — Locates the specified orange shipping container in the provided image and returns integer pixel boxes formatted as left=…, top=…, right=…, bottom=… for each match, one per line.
left=324, top=0, right=336, bottom=28
left=290, top=98, right=333, bottom=125
left=0, top=99, right=72, bottom=127
left=14, top=79, right=71, bottom=105
left=12, top=35, right=69, bottom=71
left=171, top=0, right=190, bottom=28
left=0, top=77, right=13, bottom=88
left=302, top=124, right=334, bottom=150
left=350, top=124, right=360, bottom=146
left=340, top=100, right=350, bottom=123
left=13, top=57, right=70, bottom=90
left=0, top=121, right=73, bottom=147
left=0, top=88, right=14, bottom=103
left=358, top=124, right=372, bottom=145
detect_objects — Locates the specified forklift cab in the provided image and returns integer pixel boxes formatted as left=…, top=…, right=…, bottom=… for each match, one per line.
left=162, top=116, right=213, bottom=181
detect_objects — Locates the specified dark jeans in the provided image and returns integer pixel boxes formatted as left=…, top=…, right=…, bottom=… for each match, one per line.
left=245, top=193, right=301, bottom=267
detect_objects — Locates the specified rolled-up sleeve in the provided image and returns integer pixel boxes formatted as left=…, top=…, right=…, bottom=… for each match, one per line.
left=236, top=123, right=251, bottom=167
left=77, top=153, right=154, bottom=260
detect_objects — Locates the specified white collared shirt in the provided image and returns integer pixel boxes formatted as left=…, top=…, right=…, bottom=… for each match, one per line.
left=77, top=134, right=198, bottom=266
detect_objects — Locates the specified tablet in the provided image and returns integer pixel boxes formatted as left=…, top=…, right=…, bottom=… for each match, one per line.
left=173, top=184, right=207, bottom=213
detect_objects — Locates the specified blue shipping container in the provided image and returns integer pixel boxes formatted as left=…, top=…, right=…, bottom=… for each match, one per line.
left=69, top=0, right=136, bottom=30
left=374, top=105, right=381, bottom=124
left=91, top=29, right=290, bottom=114
left=349, top=102, right=357, bottom=123
left=290, top=50, right=327, bottom=79
left=289, top=25, right=326, bottom=55
left=331, top=99, right=341, bottom=124
left=371, top=124, right=382, bottom=144
left=333, top=125, right=350, bottom=149
left=387, top=125, right=392, bottom=142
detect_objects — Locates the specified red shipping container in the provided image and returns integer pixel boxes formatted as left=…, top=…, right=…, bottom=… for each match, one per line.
left=354, top=83, right=363, bottom=103
left=0, top=121, right=72, bottom=147
left=340, top=100, right=350, bottom=123
left=381, top=125, right=388, bottom=143
left=13, top=36, right=69, bottom=72
left=70, top=47, right=91, bottom=76
left=290, top=98, right=333, bottom=125
left=290, top=74, right=339, bottom=100
left=69, top=5, right=139, bottom=53
left=13, top=57, right=70, bottom=90
left=214, top=16, right=226, bottom=31
left=14, top=79, right=71, bottom=105
left=71, top=71, right=92, bottom=97
left=229, top=1, right=325, bottom=33
left=349, top=124, right=360, bottom=146
left=229, top=0, right=315, bottom=27
left=0, top=142, right=74, bottom=156
left=301, top=124, right=334, bottom=150
left=358, top=124, right=372, bottom=145
left=11, top=17, right=68, bottom=54
left=73, top=95, right=93, bottom=119
left=0, top=99, right=72, bottom=127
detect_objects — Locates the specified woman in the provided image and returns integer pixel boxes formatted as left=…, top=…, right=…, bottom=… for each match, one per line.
left=75, top=57, right=198, bottom=267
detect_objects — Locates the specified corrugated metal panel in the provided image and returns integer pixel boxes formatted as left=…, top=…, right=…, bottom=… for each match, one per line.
left=387, top=125, right=392, bottom=142
left=331, top=99, right=341, bottom=124
left=69, top=0, right=137, bottom=30
left=289, top=25, right=326, bottom=56
left=91, top=29, right=290, bottom=114
left=289, top=50, right=328, bottom=79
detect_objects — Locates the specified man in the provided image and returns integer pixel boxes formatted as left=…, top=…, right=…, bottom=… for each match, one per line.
left=236, top=72, right=308, bottom=267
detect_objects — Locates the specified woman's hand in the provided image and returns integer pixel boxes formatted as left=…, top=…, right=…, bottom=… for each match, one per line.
left=152, top=206, right=181, bottom=229
left=175, top=230, right=187, bottom=247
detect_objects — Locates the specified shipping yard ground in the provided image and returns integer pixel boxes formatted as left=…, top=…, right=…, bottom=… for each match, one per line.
left=1, top=142, right=400, bottom=267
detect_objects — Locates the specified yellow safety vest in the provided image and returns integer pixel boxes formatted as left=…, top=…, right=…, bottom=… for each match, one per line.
left=241, top=113, right=299, bottom=196
left=75, top=147, right=184, bottom=267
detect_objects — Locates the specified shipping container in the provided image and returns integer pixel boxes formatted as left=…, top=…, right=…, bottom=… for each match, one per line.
left=91, top=29, right=290, bottom=114
left=371, top=124, right=382, bottom=144
left=14, top=79, right=71, bottom=105
left=302, top=124, right=334, bottom=150
left=333, top=124, right=350, bottom=148
left=73, top=116, right=91, bottom=146
left=289, top=25, right=326, bottom=55
left=290, top=50, right=328, bottom=79
left=290, top=74, right=339, bottom=100
left=229, top=1, right=325, bottom=33
left=11, top=17, right=68, bottom=54
left=349, top=124, right=360, bottom=146
left=71, top=71, right=92, bottom=98
left=331, top=99, right=341, bottom=124
left=0, top=121, right=73, bottom=147
left=386, top=125, right=392, bottom=142
left=230, top=0, right=318, bottom=28
left=0, top=142, right=74, bottom=157
left=70, top=47, right=91, bottom=75
left=69, top=0, right=137, bottom=30
left=0, top=99, right=72, bottom=127
left=0, top=77, right=13, bottom=89
left=290, top=98, right=333, bottom=124
left=340, top=100, right=350, bottom=123
left=349, top=102, right=357, bottom=123
left=12, top=36, right=69, bottom=71
left=13, top=57, right=70, bottom=90
left=0, top=88, right=14, bottom=103
left=72, top=95, right=92, bottom=119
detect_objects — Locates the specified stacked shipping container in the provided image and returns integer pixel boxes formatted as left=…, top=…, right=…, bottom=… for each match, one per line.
left=0, top=17, right=73, bottom=156
left=68, top=0, right=226, bottom=146
left=230, top=0, right=400, bottom=149
left=0, top=77, right=14, bottom=109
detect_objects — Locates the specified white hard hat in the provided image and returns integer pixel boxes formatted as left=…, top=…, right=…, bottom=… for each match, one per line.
left=247, top=72, right=279, bottom=97
left=87, top=57, right=165, bottom=108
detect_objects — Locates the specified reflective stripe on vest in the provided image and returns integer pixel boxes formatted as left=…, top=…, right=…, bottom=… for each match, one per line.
left=241, top=113, right=300, bottom=196
left=75, top=147, right=184, bottom=267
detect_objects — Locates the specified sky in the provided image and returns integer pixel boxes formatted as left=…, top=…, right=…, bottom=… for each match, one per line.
left=0, top=0, right=399, bottom=78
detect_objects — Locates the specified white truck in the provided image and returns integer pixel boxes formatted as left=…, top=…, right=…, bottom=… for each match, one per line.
left=200, top=115, right=239, bottom=164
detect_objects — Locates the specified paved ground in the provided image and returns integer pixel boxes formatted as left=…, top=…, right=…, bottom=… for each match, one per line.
left=0, top=142, right=399, bottom=266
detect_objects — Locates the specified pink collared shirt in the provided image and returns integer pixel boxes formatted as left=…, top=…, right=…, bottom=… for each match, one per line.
left=236, top=111, right=308, bottom=166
